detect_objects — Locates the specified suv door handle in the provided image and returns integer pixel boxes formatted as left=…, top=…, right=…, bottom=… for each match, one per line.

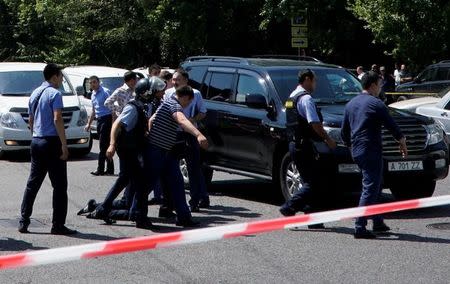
left=441, top=112, right=448, bottom=117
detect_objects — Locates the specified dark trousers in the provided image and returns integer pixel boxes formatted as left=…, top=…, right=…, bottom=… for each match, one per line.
left=131, top=144, right=191, bottom=222
left=281, top=141, right=321, bottom=213
left=354, top=154, right=384, bottom=231
left=20, top=137, right=68, bottom=226
left=97, top=114, right=114, bottom=173
left=99, top=148, right=142, bottom=216
left=185, top=134, right=209, bottom=205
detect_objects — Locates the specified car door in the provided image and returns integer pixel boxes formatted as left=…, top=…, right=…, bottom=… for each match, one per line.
left=200, top=68, right=237, bottom=166
left=218, top=70, right=275, bottom=173
left=430, top=67, right=450, bottom=93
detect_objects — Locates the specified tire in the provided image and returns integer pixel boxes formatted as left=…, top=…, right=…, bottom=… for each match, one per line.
left=390, top=179, right=436, bottom=200
left=278, top=152, right=303, bottom=201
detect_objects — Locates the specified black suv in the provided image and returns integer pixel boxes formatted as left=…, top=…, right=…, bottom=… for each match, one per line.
left=181, top=56, right=449, bottom=200
left=397, top=60, right=450, bottom=94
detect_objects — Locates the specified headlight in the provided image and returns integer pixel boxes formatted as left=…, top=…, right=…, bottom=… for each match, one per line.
left=0, top=112, right=19, bottom=129
left=77, top=106, right=88, bottom=127
left=324, top=126, right=343, bottom=144
left=425, top=124, right=444, bottom=146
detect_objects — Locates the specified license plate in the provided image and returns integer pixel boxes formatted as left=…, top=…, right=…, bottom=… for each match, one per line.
left=388, top=161, right=423, bottom=172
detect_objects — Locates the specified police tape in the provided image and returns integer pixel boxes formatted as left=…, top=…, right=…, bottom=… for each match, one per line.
left=0, top=195, right=449, bottom=270
left=385, top=92, right=438, bottom=96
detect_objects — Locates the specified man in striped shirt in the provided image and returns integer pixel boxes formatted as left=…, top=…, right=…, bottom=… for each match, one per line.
left=136, top=85, right=208, bottom=227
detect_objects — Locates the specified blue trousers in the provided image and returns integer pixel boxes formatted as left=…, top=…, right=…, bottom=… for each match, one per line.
left=354, top=154, right=384, bottom=231
left=185, top=134, right=209, bottom=205
left=131, top=144, right=191, bottom=222
left=20, top=137, right=68, bottom=226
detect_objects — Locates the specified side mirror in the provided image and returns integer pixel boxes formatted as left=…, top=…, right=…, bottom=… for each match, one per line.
left=75, top=86, right=86, bottom=97
left=245, top=93, right=268, bottom=109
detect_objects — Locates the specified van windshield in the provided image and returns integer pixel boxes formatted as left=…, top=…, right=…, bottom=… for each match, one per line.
left=268, top=68, right=363, bottom=103
left=100, top=77, right=124, bottom=93
left=0, top=71, right=74, bottom=96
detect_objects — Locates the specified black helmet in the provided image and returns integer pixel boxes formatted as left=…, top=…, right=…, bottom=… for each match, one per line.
left=135, top=77, right=166, bottom=102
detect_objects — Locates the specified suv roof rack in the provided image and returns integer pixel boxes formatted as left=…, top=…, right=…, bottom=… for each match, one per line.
left=439, top=60, right=450, bottom=64
left=184, top=56, right=250, bottom=65
left=252, top=54, right=322, bottom=63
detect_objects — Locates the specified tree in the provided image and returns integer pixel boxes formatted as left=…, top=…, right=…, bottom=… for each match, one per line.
left=350, top=0, right=450, bottom=70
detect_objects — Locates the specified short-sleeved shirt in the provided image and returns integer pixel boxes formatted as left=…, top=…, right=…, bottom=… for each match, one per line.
left=290, top=85, right=320, bottom=123
left=91, top=86, right=112, bottom=118
left=117, top=100, right=144, bottom=132
left=149, top=97, right=183, bottom=150
left=164, top=87, right=207, bottom=119
left=28, top=81, right=64, bottom=137
left=104, top=83, right=134, bottom=116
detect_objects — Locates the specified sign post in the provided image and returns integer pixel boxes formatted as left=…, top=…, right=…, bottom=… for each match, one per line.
left=291, top=10, right=308, bottom=56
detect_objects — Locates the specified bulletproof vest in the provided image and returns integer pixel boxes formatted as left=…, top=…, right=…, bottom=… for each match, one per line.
left=116, top=100, right=148, bottom=152
left=285, top=91, right=323, bottom=145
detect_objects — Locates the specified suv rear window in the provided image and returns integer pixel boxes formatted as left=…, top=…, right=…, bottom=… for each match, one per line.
left=0, top=71, right=74, bottom=96
left=268, top=68, right=362, bottom=103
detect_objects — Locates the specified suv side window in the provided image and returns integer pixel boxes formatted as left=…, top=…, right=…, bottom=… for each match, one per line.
left=205, top=72, right=234, bottom=102
left=186, top=66, right=207, bottom=91
left=235, top=74, right=268, bottom=105
left=436, top=67, right=450, bottom=81
left=418, top=67, right=438, bottom=82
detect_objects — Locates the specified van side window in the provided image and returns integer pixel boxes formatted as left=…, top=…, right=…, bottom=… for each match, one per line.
left=186, top=66, right=207, bottom=91
left=205, top=72, right=234, bottom=101
left=235, top=74, right=268, bottom=105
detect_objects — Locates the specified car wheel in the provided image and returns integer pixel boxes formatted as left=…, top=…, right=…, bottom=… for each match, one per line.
left=279, top=152, right=303, bottom=201
left=390, top=179, right=436, bottom=200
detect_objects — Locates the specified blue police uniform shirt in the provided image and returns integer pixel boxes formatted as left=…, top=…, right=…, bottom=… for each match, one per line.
left=118, top=100, right=144, bottom=132
left=290, top=85, right=320, bottom=123
left=341, top=91, right=403, bottom=158
left=91, top=86, right=112, bottom=118
left=28, top=81, right=64, bottom=137
left=164, top=87, right=207, bottom=119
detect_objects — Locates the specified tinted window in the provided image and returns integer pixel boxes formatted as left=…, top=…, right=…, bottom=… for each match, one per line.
left=186, top=66, right=207, bottom=91
left=205, top=72, right=234, bottom=101
left=268, top=68, right=362, bottom=103
left=436, top=67, right=450, bottom=81
left=418, top=67, right=438, bottom=82
left=236, top=74, right=268, bottom=104
left=100, top=77, right=124, bottom=92
left=0, top=71, right=73, bottom=96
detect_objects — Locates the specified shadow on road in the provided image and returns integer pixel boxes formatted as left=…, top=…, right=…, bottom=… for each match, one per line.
left=0, top=238, right=48, bottom=251
left=385, top=204, right=450, bottom=220
left=3, top=151, right=98, bottom=163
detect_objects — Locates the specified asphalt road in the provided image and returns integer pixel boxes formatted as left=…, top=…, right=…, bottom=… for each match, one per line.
left=0, top=140, right=449, bottom=283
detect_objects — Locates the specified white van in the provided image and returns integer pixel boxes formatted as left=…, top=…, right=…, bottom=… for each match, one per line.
left=0, top=62, right=91, bottom=158
left=64, top=66, right=144, bottom=133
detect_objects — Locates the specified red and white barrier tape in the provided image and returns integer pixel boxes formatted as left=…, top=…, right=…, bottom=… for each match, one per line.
left=1, top=195, right=449, bottom=270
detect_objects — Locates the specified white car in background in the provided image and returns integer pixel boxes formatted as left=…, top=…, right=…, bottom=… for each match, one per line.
left=0, top=62, right=91, bottom=158
left=390, top=88, right=450, bottom=136
left=64, top=66, right=146, bottom=134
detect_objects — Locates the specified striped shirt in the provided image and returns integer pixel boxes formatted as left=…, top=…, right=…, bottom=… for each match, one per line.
left=149, top=97, right=183, bottom=150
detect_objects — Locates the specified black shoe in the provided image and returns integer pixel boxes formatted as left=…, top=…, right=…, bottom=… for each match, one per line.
left=176, top=219, right=201, bottom=228
left=279, top=207, right=296, bottom=217
left=373, top=223, right=391, bottom=233
left=189, top=200, right=200, bottom=213
left=199, top=199, right=210, bottom=208
left=148, top=197, right=164, bottom=206
left=136, top=219, right=155, bottom=230
left=77, top=199, right=97, bottom=215
left=159, top=208, right=177, bottom=218
left=105, top=169, right=114, bottom=176
left=354, top=230, right=377, bottom=239
left=86, top=208, right=108, bottom=220
left=18, top=221, right=29, bottom=234
left=308, top=223, right=325, bottom=229
left=103, top=218, right=116, bottom=225
left=90, top=170, right=105, bottom=176
left=51, top=225, right=77, bottom=235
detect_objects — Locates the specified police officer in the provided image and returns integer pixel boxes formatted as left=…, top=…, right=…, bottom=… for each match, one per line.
left=85, top=75, right=114, bottom=176
left=92, top=77, right=166, bottom=229
left=279, top=69, right=337, bottom=229
left=164, top=69, right=209, bottom=212
left=134, top=85, right=208, bottom=227
left=19, top=63, right=76, bottom=235
left=341, top=71, right=407, bottom=239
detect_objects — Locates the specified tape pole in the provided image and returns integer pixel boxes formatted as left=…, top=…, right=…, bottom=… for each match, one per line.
left=1, top=195, right=449, bottom=270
